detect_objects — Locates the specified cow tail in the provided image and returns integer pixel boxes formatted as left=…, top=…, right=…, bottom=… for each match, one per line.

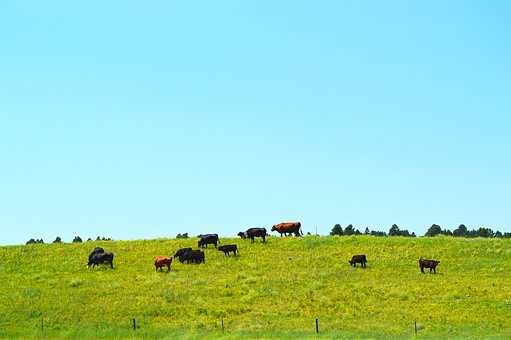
left=300, top=226, right=303, bottom=236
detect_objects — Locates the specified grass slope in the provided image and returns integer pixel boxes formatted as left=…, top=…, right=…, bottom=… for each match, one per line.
left=1, top=236, right=510, bottom=339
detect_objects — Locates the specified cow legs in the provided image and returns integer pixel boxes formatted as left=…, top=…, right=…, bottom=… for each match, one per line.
left=262, top=235, right=266, bottom=243
left=420, top=266, right=425, bottom=273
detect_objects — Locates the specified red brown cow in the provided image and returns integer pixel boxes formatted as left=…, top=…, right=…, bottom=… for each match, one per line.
left=271, top=222, right=302, bottom=237
left=154, top=256, right=172, bottom=272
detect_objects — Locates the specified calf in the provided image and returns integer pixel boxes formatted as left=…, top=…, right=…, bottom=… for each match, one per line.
left=419, top=258, right=440, bottom=273
left=154, top=256, right=172, bottom=272
left=88, top=252, right=114, bottom=269
left=218, top=244, right=238, bottom=256
left=349, top=255, right=367, bottom=268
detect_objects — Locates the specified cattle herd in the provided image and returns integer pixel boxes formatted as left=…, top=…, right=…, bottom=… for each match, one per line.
left=86, top=221, right=441, bottom=274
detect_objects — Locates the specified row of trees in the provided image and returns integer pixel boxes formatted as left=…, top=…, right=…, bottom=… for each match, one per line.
left=330, top=223, right=511, bottom=238
left=424, top=224, right=511, bottom=238
left=330, top=224, right=416, bottom=237
left=26, top=236, right=112, bottom=245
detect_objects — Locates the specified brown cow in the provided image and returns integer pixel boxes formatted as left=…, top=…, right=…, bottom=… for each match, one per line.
left=271, top=222, right=302, bottom=237
left=419, top=258, right=440, bottom=274
left=154, top=256, right=172, bottom=272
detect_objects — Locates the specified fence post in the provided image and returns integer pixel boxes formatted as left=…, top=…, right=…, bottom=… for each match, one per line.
left=414, top=320, right=417, bottom=336
left=316, top=318, right=319, bottom=333
left=133, top=318, right=136, bottom=330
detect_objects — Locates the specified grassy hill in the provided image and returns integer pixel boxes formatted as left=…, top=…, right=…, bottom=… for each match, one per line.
left=1, top=235, right=510, bottom=339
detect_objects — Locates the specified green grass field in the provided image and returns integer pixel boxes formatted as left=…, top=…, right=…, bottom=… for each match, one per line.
left=1, top=235, right=510, bottom=339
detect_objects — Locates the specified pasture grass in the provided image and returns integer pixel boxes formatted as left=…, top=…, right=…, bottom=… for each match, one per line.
left=0, top=235, right=510, bottom=338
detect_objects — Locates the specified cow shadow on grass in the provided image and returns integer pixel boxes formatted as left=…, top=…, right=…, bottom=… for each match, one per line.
left=88, top=265, right=115, bottom=271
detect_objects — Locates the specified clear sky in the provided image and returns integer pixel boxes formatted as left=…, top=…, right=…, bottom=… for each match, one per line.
left=1, top=1, right=510, bottom=245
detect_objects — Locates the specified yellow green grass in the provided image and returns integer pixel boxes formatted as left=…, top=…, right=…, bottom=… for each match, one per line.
left=1, top=236, right=510, bottom=339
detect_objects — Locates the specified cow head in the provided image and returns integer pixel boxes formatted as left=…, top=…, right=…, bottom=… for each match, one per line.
left=271, top=225, right=277, bottom=231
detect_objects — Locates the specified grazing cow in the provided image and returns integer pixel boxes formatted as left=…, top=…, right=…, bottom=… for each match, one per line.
left=245, top=227, right=267, bottom=243
left=88, top=247, right=105, bottom=264
left=174, top=247, right=192, bottom=262
left=237, top=232, right=247, bottom=239
left=271, top=222, right=302, bottom=237
left=419, top=258, right=440, bottom=274
left=88, top=252, right=114, bottom=269
left=181, top=249, right=205, bottom=264
left=349, top=255, right=367, bottom=268
left=154, top=256, right=172, bottom=272
left=218, top=244, right=238, bottom=256
left=198, top=234, right=219, bottom=248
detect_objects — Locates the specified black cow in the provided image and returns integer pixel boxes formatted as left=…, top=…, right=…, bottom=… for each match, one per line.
left=174, top=247, right=192, bottom=262
left=198, top=234, right=219, bottom=248
left=88, top=252, right=114, bottom=269
left=419, top=258, right=440, bottom=273
left=88, top=247, right=105, bottom=264
left=349, top=255, right=367, bottom=268
left=181, top=249, right=205, bottom=264
left=245, top=228, right=267, bottom=243
left=218, top=244, right=238, bottom=256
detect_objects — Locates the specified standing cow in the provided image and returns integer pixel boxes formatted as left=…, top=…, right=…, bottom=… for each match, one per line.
left=240, top=228, right=267, bottom=243
left=154, top=256, right=172, bottom=272
left=174, top=247, right=192, bottom=262
left=419, top=258, right=440, bottom=273
left=88, top=251, right=114, bottom=269
left=198, top=234, right=219, bottom=248
left=88, top=247, right=105, bottom=264
left=181, top=249, right=205, bottom=264
left=271, top=222, right=302, bottom=237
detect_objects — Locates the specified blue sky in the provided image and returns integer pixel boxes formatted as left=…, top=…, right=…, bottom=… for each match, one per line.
left=1, top=1, right=510, bottom=244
